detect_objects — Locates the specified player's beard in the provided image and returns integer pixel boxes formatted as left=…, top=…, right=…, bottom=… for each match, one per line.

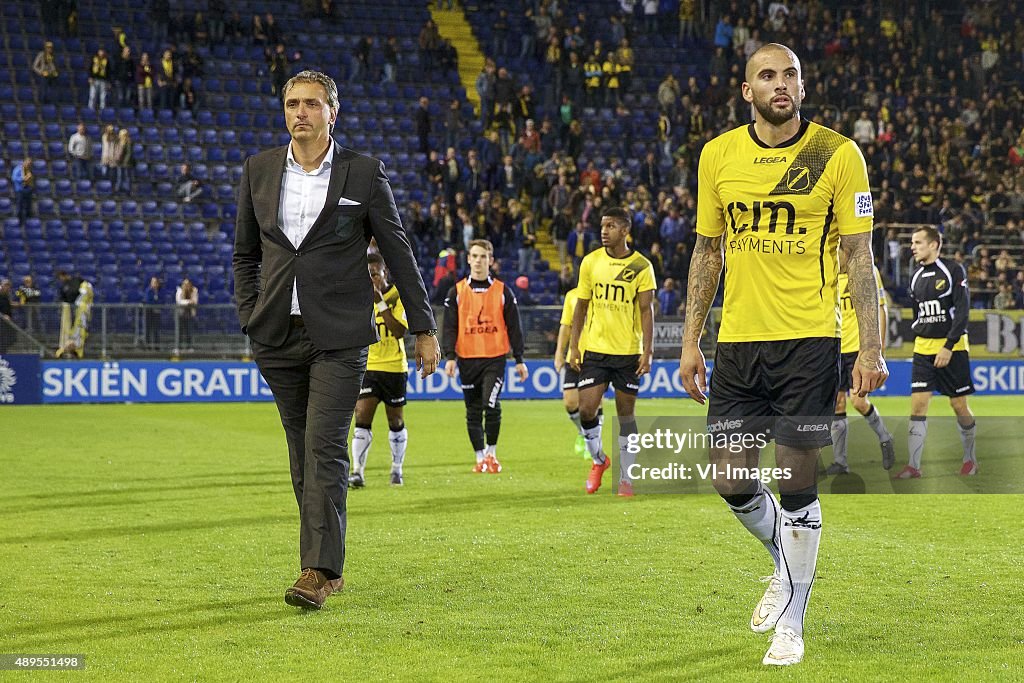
left=753, top=93, right=801, bottom=126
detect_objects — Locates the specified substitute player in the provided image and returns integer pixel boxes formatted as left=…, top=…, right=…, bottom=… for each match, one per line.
left=898, top=226, right=977, bottom=478
left=350, top=254, right=410, bottom=488
left=443, top=239, right=527, bottom=473
left=824, top=249, right=895, bottom=475
left=678, top=44, right=887, bottom=666
left=568, top=207, right=656, bottom=496
left=554, top=286, right=603, bottom=459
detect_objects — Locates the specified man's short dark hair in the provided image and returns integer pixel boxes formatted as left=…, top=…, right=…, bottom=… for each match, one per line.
left=914, top=226, right=942, bottom=248
left=602, top=207, right=632, bottom=230
left=367, top=252, right=385, bottom=266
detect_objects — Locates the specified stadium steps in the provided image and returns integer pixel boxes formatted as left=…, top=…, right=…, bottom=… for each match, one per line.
left=428, top=5, right=483, bottom=113
left=535, top=219, right=561, bottom=271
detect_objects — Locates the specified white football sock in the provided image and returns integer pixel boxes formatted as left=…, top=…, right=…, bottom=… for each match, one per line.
left=958, top=421, right=976, bottom=463
left=352, top=427, right=372, bottom=476
left=618, top=434, right=634, bottom=482
left=389, top=428, right=408, bottom=474
left=864, top=404, right=893, bottom=443
left=726, top=484, right=782, bottom=572
left=568, top=409, right=584, bottom=435
left=485, top=443, right=497, bottom=457
left=908, top=417, right=927, bottom=470
left=475, top=449, right=486, bottom=463
left=777, top=499, right=823, bottom=636
left=830, top=415, right=848, bottom=467
left=583, top=423, right=605, bottom=465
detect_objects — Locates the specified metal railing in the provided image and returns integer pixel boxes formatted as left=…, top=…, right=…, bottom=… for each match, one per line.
left=2, top=303, right=718, bottom=360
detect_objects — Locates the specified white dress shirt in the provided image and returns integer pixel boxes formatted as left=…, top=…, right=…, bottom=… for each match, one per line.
left=279, top=140, right=335, bottom=315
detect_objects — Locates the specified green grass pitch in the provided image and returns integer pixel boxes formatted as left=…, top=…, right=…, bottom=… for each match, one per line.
left=2, top=396, right=1022, bottom=681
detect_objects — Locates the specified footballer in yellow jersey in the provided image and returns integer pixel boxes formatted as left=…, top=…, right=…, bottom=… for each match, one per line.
left=678, top=44, right=888, bottom=668
left=351, top=254, right=410, bottom=488
left=826, top=257, right=895, bottom=475
left=555, top=287, right=601, bottom=458
left=569, top=207, right=656, bottom=496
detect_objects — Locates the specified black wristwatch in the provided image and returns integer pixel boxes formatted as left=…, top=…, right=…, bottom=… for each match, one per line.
left=416, top=329, right=437, bottom=337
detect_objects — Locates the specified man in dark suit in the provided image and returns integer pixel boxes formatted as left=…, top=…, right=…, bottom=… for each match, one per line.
left=233, top=70, right=440, bottom=610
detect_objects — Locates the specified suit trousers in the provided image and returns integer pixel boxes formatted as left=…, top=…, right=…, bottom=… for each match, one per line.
left=252, top=321, right=368, bottom=579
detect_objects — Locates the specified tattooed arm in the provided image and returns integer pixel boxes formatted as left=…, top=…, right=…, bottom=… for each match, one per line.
left=841, top=231, right=889, bottom=395
left=679, top=233, right=724, bottom=403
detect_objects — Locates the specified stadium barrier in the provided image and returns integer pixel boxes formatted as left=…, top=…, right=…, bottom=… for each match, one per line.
left=2, top=356, right=1023, bottom=405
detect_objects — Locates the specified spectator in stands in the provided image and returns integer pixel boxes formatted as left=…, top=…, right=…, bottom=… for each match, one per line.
left=15, top=275, right=42, bottom=334
left=32, top=41, right=60, bottom=104
left=475, top=61, right=496, bottom=126
left=99, top=125, right=117, bottom=178
left=226, top=11, right=246, bottom=40
left=853, top=110, right=876, bottom=146
left=88, top=48, right=110, bottom=111
left=615, top=38, right=634, bottom=93
left=1010, top=131, right=1024, bottom=168
left=251, top=14, right=267, bottom=44
left=264, top=13, right=282, bottom=45
left=601, top=51, right=621, bottom=107
left=418, top=19, right=440, bottom=76
left=68, top=123, right=92, bottom=181
left=178, top=77, right=199, bottom=114
left=657, top=277, right=680, bottom=317
left=713, top=14, right=733, bottom=49
left=12, top=158, right=34, bottom=225
left=493, top=67, right=516, bottom=109
left=492, top=9, right=510, bottom=57
left=415, top=96, right=431, bottom=155
left=111, top=46, right=136, bottom=108
left=423, top=150, right=443, bottom=195
left=442, top=147, right=461, bottom=205
left=144, top=276, right=163, bottom=349
left=175, top=277, right=198, bottom=351
left=156, top=49, right=177, bottom=111
left=175, top=163, right=203, bottom=203
left=0, top=279, right=12, bottom=354
left=136, top=52, right=154, bottom=110
left=493, top=103, right=515, bottom=155
left=521, top=210, right=540, bottom=274
left=994, top=283, right=1017, bottom=310
left=558, top=264, right=576, bottom=297
left=381, top=36, right=398, bottom=84
left=268, top=43, right=290, bottom=96
left=114, top=129, right=133, bottom=193
left=498, top=155, right=522, bottom=199
left=55, top=274, right=94, bottom=359
left=567, top=220, right=592, bottom=273
left=443, top=99, right=464, bottom=152
left=149, top=0, right=170, bottom=45
left=349, top=36, right=373, bottom=83
left=208, top=0, right=226, bottom=43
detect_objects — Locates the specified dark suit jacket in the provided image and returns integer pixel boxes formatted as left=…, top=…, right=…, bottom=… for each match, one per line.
left=233, top=141, right=434, bottom=350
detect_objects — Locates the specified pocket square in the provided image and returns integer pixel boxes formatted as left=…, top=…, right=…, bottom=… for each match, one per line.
left=338, top=197, right=361, bottom=206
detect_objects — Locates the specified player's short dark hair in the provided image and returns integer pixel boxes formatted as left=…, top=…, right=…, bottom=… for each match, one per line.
left=367, top=252, right=384, bottom=266
left=602, top=207, right=632, bottom=230
left=913, top=226, right=942, bottom=248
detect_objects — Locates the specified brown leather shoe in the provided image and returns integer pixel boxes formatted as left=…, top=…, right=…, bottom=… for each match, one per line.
left=327, top=575, right=344, bottom=596
left=284, top=569, right=338, bottom=609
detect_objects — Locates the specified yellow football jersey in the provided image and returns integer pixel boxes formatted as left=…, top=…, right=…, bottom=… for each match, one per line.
left=560, top=288, right=588, bottom=361
left=838, top=266, right=886, bottom=353
left=366, top=285, right=408, bottom=373
left=575, top=249, right=657, bottom=355
left=696, top=120, right=874, bottom=342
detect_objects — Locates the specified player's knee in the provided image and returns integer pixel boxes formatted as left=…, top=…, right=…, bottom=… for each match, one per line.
left=720, top=480, right=761, bottom=508
left=354, top=422, right=372, bottom=431
left=562, top=394, right=579, bottom=412
left=388, top=419, right=405, bottom=431
left=484, top=404, right=501, bottom=421
left=779, top=487, right=818, bottom=512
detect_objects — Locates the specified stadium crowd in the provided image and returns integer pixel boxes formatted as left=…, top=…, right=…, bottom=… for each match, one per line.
left=6, top=0, right=1024, bottom=314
